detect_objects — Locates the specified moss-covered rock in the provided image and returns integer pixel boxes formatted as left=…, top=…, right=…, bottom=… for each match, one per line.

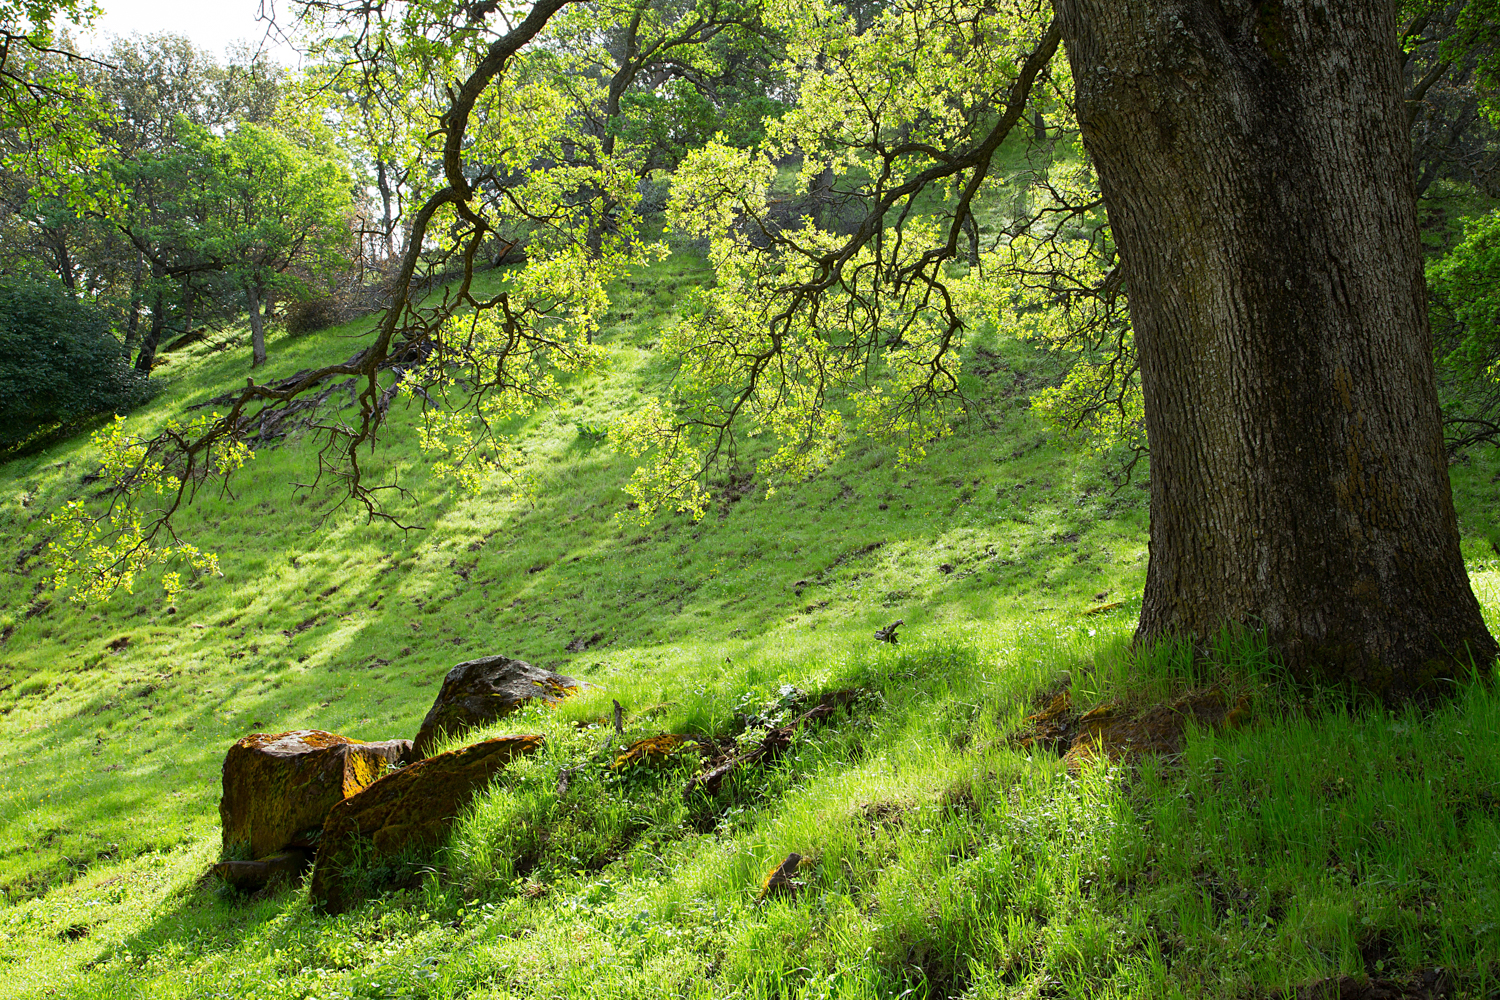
left=612, top=733, right=708, bottom=769
left=219, top=730, right=412, bottom=861
left=757, top=852, right=809, bottom=901
left=309, top=734, right=545, bottom=914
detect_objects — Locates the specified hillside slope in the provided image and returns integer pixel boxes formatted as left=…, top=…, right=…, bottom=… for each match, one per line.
left=2, top=255, right=1499, bottom=999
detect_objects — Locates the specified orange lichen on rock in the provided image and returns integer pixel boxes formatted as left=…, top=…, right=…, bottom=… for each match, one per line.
left=219, top=730, right=412, bottom=861
left=612, top=734, right=705, bottom=769
left=309, top=734, right=545, bottom=914
left=757, top=852, right=808, bottom=902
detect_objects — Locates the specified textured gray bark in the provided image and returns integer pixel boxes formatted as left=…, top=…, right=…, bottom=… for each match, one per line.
left=1052, top=0, right=1496, bottom=690
left=124, top=254, right=144, bottom=347
left=134, top=289, right=166, bottom=374
left=247, top=281, right=267, bottom=369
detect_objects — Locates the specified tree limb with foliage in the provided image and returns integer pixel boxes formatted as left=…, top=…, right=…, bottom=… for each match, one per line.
left=617, top=0, right=1084, bottom=517
left=49, top=0, right=669, bottom=595
left=0, top=0, right=112, bottom=210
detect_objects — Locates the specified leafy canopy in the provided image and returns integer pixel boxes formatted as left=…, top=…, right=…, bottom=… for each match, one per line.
left=44, top=0, right=1125, bottom=599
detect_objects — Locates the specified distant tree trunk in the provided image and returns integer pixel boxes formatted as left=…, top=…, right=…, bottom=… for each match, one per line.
left=811, top=164, right=837, bottom=230
left=247, top=281, right=267, bottom=368
left=590, top=7, right=642, bottom=255
left=124, top=254, right=144, bottom=347
left=376, top=159, right=397, bottom=261
left=51, top=235, right=76, bottom=293
left=134, top=289, right=166, bottom=373
left=1412, top=96, right=1479, bottom=197
left=1053, top=0, right=1497, bottom=692
left=180, top=282, right=196, bottom=339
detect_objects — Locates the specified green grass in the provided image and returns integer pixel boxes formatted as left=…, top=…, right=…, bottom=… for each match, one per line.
left=2, top=250, right=1500, bottom=999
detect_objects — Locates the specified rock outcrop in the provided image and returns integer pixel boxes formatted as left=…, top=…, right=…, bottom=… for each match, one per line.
left=412, top=655, right=580, bottom=757
left=219, top=730, right=412, bottom=861
left=309, top=734, right=545, bottom=914
left=612, top=734, right=709, bottom=769
left=758, top=852, right=809, bottom=901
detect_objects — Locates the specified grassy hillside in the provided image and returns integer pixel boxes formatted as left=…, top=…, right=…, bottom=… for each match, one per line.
left=2, top=253, right=1500, bottom=999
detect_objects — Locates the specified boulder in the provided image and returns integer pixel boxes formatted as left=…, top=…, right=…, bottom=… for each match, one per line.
left=219, top=730, right=412, bottom=861
left=309, top=734, right=545, bottom=914
left=412, top=655, right=581, bottom=757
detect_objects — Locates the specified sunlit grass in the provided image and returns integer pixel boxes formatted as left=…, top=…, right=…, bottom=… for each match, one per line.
left=2, top=250, right=1499, bottom=998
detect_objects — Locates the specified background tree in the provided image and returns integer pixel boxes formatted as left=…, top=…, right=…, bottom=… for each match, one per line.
left=101, top=125, right=232, bottom=372
left=187, top=121, right=356, bottom=367
left=82, top=35, right=286, bottom=363
left=549, top=0, right=786, bottom=167
left=0, top=33, right=291, bottom=356
left=0, top=1, right=109, bottom=197
left=1430, top=207, right=1500, bottom=449
left=0, top=4, right=114, bottom=306
left=1404, top=4, right=1500, bottom=198
left=537, top=0, right=785, bottom=257
left=297, top=30, right=452, bottom=269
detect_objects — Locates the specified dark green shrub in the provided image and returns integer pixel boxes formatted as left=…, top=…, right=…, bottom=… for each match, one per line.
left=283, top=296, right=341, bottom=336
left=0, top=278, right=148, bottom=448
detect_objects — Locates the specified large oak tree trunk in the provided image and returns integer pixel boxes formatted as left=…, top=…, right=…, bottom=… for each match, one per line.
left=1051, top=0, right=1496, bottom=691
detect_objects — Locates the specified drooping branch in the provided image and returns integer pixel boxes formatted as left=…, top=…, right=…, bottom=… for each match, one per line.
left=636, top=15, right=1067, bottom=508
left=62, top=0, right=591, bottom=585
